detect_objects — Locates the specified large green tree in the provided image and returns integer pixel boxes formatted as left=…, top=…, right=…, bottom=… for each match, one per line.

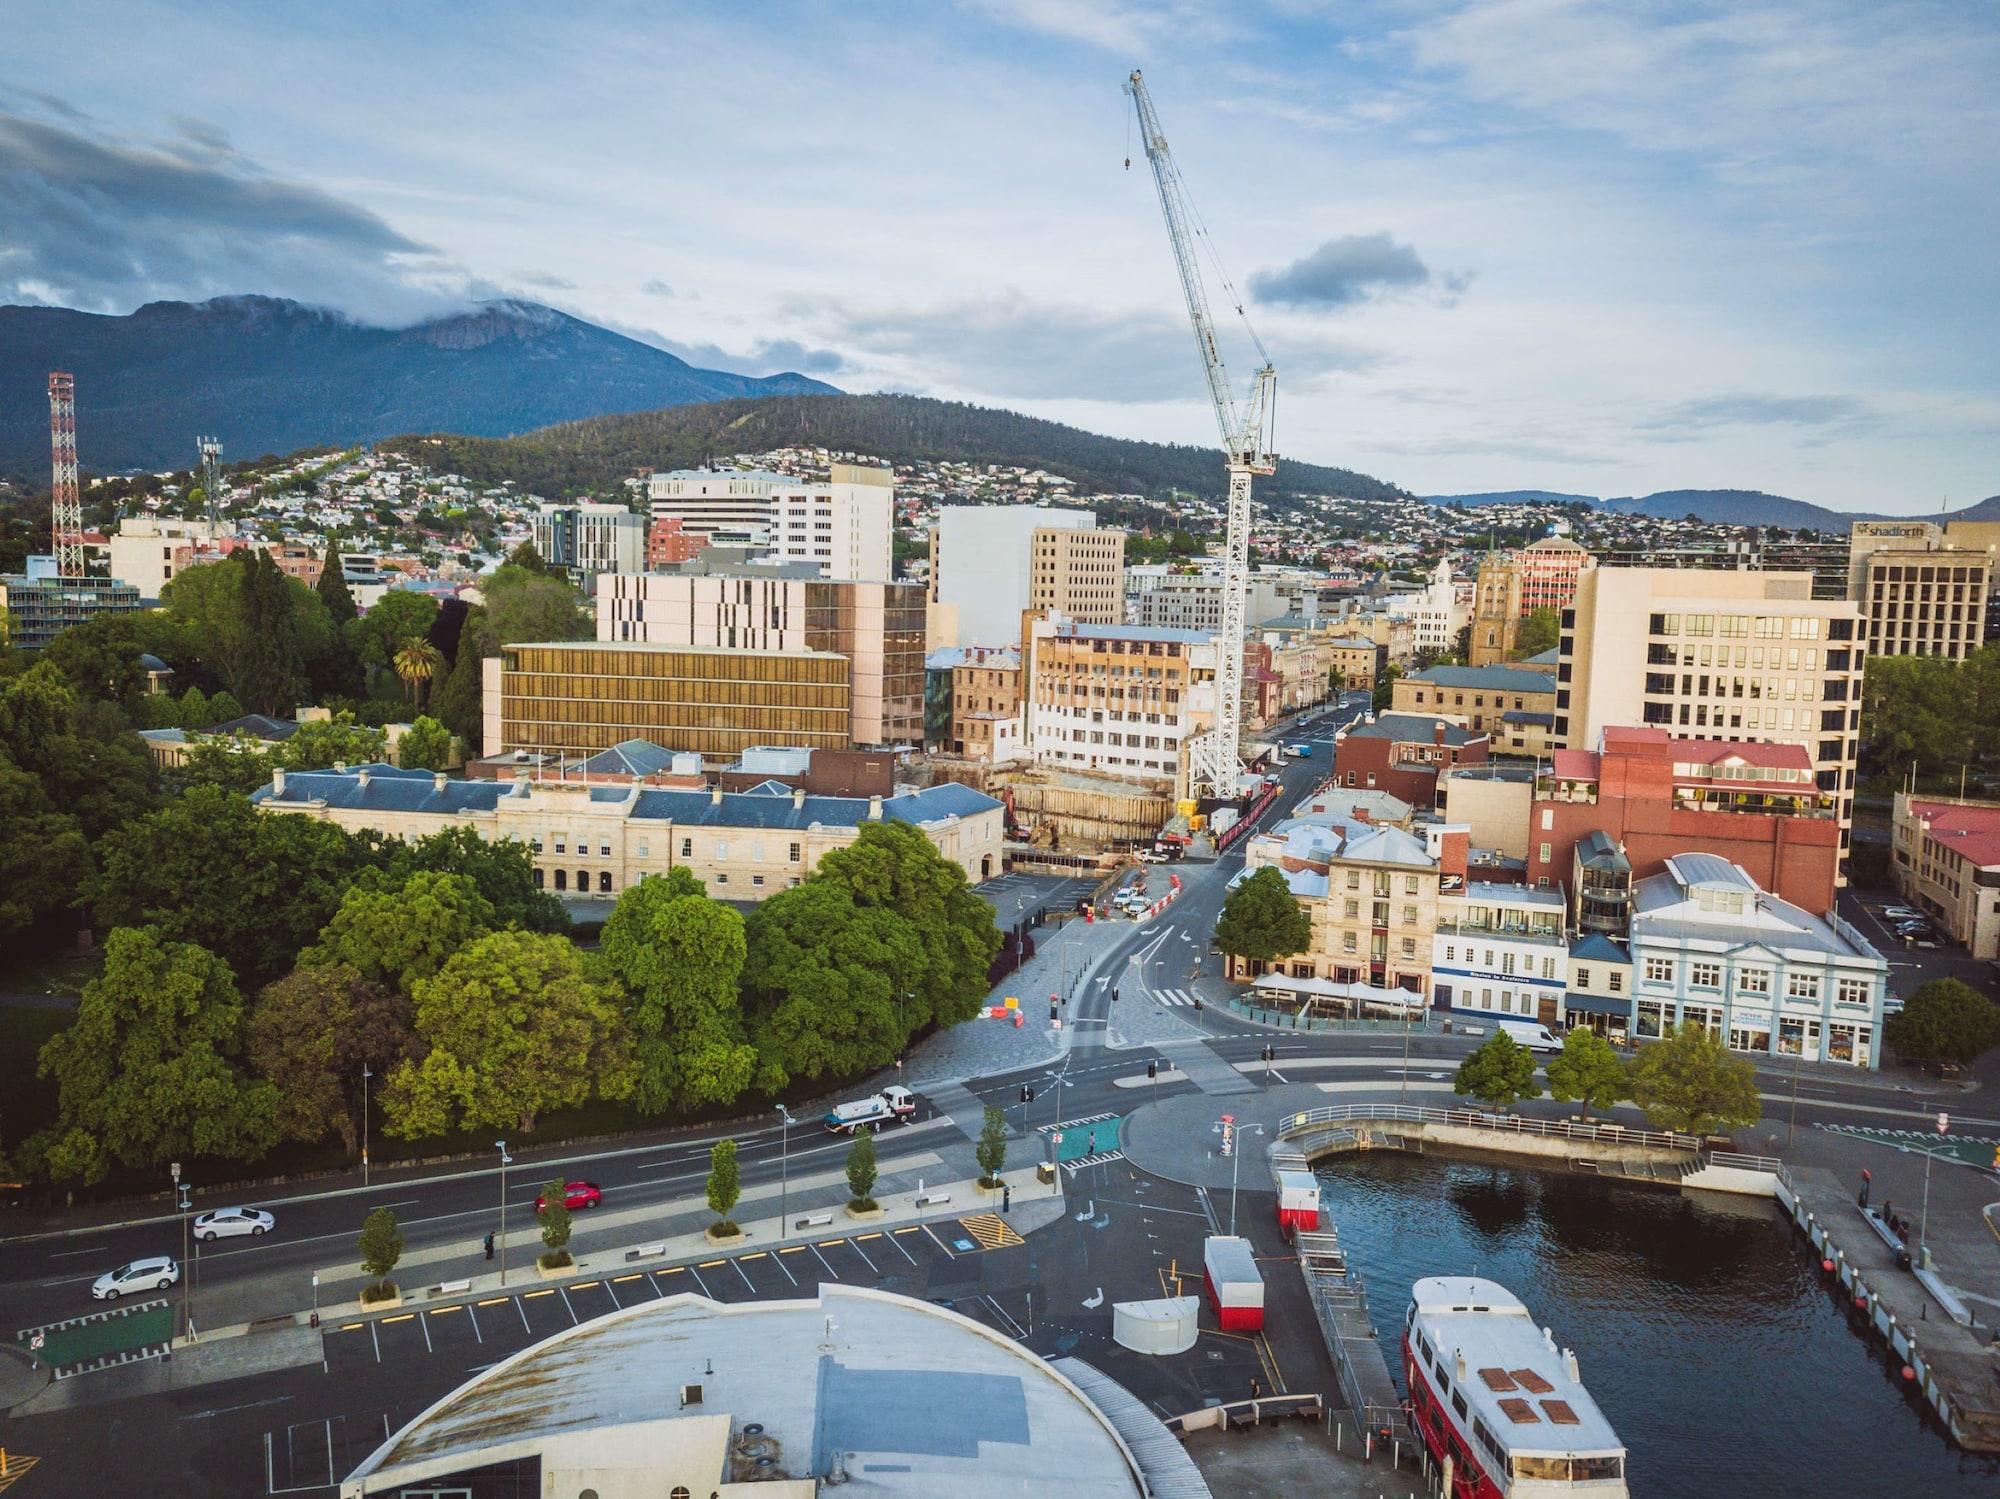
left=316, top=543, right=358, bottom=626
left=282, top=711, right=389, bottom=770
left=1215, top=866, right=1312, bottom=964
left=246, top=964, right=418, bottom=1152
left=383, top=931, right=635, bottom=1136
left=345, top=591, right=439, bottom=679
left=1511, top=607, right=1560, bottom=660
left=396, top=715, right=452, bottom=771
left=376, top=825, right=567, bottom=933
left=0, top=659, right=157, bottom=838
left=596, top=871, right=755, bottom=1115
left=1544, top=1027, right=1628, bottom=1119
left=0, top=758, right=92, bottom=947
left=29, top=927, right=279, bottom=1184
left=1884, top=978, right=2000, bottom=1066
left=431, top=625, right=486, bottom=745
left=1453, top=1030, right=1543, bottom=1111
left=1629, top=1022, right=1761, bottom=1136
left=302, top=870, right=496, bottom=994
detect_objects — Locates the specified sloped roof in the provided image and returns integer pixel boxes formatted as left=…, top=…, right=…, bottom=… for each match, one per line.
left=1407, top=665, right=1556, bottom=694
left=1569, top=933, right=1630, bottom=964
left=214, top=713, right=299, bottom=741
left=1347, top=713, right=1481, bottom=747
left=575, top=739, right=683, bottom=777
left=1908, top=799, right=2000, bottom=868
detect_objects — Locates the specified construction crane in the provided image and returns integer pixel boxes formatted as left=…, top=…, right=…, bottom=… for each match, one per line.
left=198, top=435, right=225, bottom=531
left=48, top=372, right=84, bottom=578
left=1124, top=69, right=1276, bottom=801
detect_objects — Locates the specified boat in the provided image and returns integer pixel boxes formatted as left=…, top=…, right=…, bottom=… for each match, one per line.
left=1401, top=1276, right=1628, bottom=1498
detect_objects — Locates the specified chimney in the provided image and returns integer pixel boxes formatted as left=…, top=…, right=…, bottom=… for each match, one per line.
left=711, top=784, right=724, bottom=806
left=334, top=761, right=348, bottom=774
left=272, top=767, right=286, bottom=795
left=868, top=794, right=885, bottom=821
left=1433, top=721, right=1447, bottom=746
left=793, top=787, right=807, bottom=810
left=433, top=772, right=448, bottom=795
left=356, top=768, right=371, bottom=790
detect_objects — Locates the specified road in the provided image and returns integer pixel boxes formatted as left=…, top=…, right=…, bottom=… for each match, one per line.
left=0, top=690, right=1973, bottom=1340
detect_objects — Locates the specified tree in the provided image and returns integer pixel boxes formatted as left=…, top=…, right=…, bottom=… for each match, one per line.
left=706, top=1138, right=740, bottom=1232
left=382, top=931, right=635, bottom=1137
left=537, top=1177, right=574, bottom=1267
left=317, top=543, right=358, bottom=626
left=282, top=711, right=388, bottom=770
left=975, top=1105, right=1008, bottom=1188
left=393, top=637, right=445, bottom=710
left=170, top=733, right=279, bottom=795
left=233, top=551, right=308, bottom=715
left=28, top=927, right=280, bottom=1184
left=1327, top=665, right=1345, bottom=698
left=0, top=659, right=158, bottom=839
left=1511, top=607, right=1560, bottom=660
left=431, top=627, right=486, bottom=745
left=507, top=540, right=549, bottom=574
left=177, top=685, right=214, bottom=730
left=345, top=590, right=439, bottom=681
left=302, top=870, right=496, bottom=995
left=1884, top=978, right=2000, bottom=1066
left=1214, top=866, right=1312, bottom=964
left=0, top=759, right=91, bottom=950
left=596, top=871, right=755, bottom=1115
left=397, top=714, right=452, bottom=771
left=1628, top=1021, right=1761, bottom=1136
left=1372, top=663, right=1403, bottom=714
left=1453, top=1031, right=1543, bottom=1112
left=376, top=826, right=567, bottom=933
left=246, top=965, right=417, bottom=1152
left=207, top=689, right=245, bottom=724
left=357, top=1207, right=403, bottom=1299
left=1544, top=1027, right=1628, bottom=1119
left=846, top=1125, right=878, bottom=1209
left=39, top=612, right=154, bottom=705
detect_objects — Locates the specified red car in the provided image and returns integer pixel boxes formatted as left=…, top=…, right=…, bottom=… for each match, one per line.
left=535, top=1181, right=603, bottom=1213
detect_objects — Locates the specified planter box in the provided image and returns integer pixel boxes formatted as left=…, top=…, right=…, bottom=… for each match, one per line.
left=358, top=1288, right=402, bottom=1311
left=976, top=1181, right=1006, bottom=1199
left=705, top=1225, right=746, bottom=1246
left=535, top=1258, right=575, bottom=1280
left=844, top=1203, right=885, bottom=1221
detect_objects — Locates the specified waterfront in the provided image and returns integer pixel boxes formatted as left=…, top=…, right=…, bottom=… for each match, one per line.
left=1319, top=1154, right=2000, bottom=1498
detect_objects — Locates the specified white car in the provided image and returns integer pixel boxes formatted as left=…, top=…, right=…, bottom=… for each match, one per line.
left=193, top=1206, right=275, bottom=1241
left=92, top=1256, right=179, bottom=1301
left=1881, top=905, right=1923, bottom=922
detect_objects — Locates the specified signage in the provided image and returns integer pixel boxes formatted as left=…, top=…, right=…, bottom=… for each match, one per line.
left=1937, top=1112, right=1949, bottom=1135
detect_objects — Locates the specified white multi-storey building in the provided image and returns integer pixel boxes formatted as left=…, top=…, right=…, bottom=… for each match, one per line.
left=1386, top=559, right=1468, bottom=658
left=1020, top=615, right=1215, bottom=793
left=532, top=502, right=645, bottom=579
left=927, top=505, right=1099, bottom=648
left=1629, top=853, right=1888, bottom=1069
left=645, top=464, right=893, bottom=581
left=1430, top=881, right=1569, bottom=1026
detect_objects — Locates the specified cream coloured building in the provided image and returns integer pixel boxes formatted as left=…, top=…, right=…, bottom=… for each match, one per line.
left=1029, top=525, right=1125, bottom=625
left=644, top=464, right=893, bottom=581
left=251, top=762, right=1007, bottom=895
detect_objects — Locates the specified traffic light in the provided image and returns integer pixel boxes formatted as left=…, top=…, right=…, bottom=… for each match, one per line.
left=1146, top=1060, right=1157, bottom=1080
left=1263, top=1044, right=1275, bottom=1064
left=1020, top=1085, right=1036, bottom=1104
left=1111, top=988, right=1120, bottom=1004
left=1049, top=1002, right=1058, bottom=1022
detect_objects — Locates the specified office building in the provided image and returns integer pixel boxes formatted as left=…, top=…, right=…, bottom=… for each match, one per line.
left=1129, top=573, right=1287, bottom=632
left=1528, top=726, right=1839, bottom=915
left=646, top=464, right=894, bottom=580
left=1332, top=714, right=1490, bottom=808
left=106, top=515, right=233, bottom=601
left=532, top=502, right=646, bottom=579
left=645, top=515, right=706, bottom=567
left=1030, top=525, right=1125, bottom=624
left=1555, top=567, right=1865, bottom=859
left=1324, top=635, right=1386, bottom=694
left=1468, top=538, right=1593, bottom=665
left=1020, top=615, right=1214, bottom=794
left=947, top=645, right=1023, bottom=762
left=1628, top=854, right=1887, bottom=1069
left=1595, top=536, right=1850, bottom=601
left=927, top=505, right=1098, bottom=648
left=1891, top=794, right=2000, bottom=959
left=0, top=559, right=141, bottom=651
left=256, top=765, right=1006, bottom=898
left=1844, top=521, right=1989, bottom=661
left=1431, top=882, right=1569, bottom=1026
left=1390, top=664, right=1556, bottom=742
left=1385, top=560, right=1467, bottom=658
left=596, top=568, right=923, bottom=748
left=482, top=641, right=850, bottom=763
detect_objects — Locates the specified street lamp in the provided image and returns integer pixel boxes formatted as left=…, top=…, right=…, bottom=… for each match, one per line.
left=170, top=1161, right=192, bottom=1343
left=494, top=1140, right=512, bottom=1287
left=776, top=1105, right=796, bottom=1245
left=1214, top=1115, right=1265, bottom=1237
left=361, top=1064, right=373, bottom=1187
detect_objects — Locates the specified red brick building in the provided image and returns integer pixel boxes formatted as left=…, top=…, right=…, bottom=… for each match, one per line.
left=1527, top=726, right=1840, bottom=914
left=1333, top=713, right=1490, bottom=809
left=647, top=516, right=708, bottom=567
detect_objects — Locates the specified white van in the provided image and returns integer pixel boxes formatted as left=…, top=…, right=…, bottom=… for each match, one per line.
left=1495, top=1017, right=1563, bottom=1054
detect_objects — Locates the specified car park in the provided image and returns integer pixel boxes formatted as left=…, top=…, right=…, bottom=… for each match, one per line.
left=1904, top=934, right=1940, bottom=949
left=533, top=1181, right=603, bottom=1213
left=92, top=1256, right=179, bottom=1301
left=193, top=1206, right=275, bottom=1241
left=1882, top=905, right=1923, bottom=921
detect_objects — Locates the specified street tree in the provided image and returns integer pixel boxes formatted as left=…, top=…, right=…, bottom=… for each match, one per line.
left=246, top=965, right=418, bottom=1152
left=1214, top=866, right=1312, bottom=967
left=1372, top=663, right=1403, bottom=715
left=383, top=931, right=635, bottom=1137
left=1544, top=1027, right=1628, bottom=1119
left=29, top=927, right=280, bottom=1184
left=1628, top=1022, right=1761, bottom=1136
left=537, top=1178, right=574, bottom=1268
left=706, top=1139, right=741, bottom=1233
left=1452, top=1031, right=1543, bottom=1112
left=358, top=1207, right=403, bottom=1301
left=396, top=715, right=452, bottom=771
left=596, top=871, right=755, bottom=1115
left=846, top=1126, right=878, bottom=1210
left=302, top=869, right=496, bottom=995
left=975, top=1105, right=1008, bottom=1188
left=1884, top=978, right=2000, bottom=1066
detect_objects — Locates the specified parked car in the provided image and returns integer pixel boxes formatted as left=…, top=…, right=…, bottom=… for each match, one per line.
left=533, top=1181, right=603, bottom=1214
left=92, top=1256, right=179, bottom=1301
left=1904, top=934, right=1940, bottom=949
left=1882, top=905, right=1924, bottom=921
left=1136, top=848, right=1167, bottom=864
left=193, top=1207, right=275, bottom=1241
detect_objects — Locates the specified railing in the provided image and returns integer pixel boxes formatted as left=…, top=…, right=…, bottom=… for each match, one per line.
left=1279, top=1102, right=1702, bottom=1155
left=1705, top=1150, right=1781, bottom=1173
left=1230, top=999, right=1432, bottom=1034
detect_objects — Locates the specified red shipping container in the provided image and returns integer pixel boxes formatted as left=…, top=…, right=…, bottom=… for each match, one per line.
left=1202, top=1235, right=1265, bottom=1332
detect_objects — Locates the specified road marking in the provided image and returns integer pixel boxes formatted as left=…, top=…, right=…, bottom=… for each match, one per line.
left=476, top=1296, right=508, bottom=1306
left=885, top=1228, right=920, bottom=1266
left=465, top=1301, right=482, bottom=1343
left=809, top=1243, right=840, bottom=1280
left=515, top=1298, right=531, bottom=1333
left=418, top=1308, right=433, bottom=1352
left=602, top=1277, right=621, bottom=1308
left=379, top=1313, right=414, bottom=1324
left=688, top=1265, right=712, bottom=1297
left=558, top=1288, right=579, bottom=1325
left=522, top=1288, right=554, bottom=1299
left=369, top=1320, right=381, bottom=1364
left=769, top=1246, right=799, bottom=1286
left=848, top=1236, right=880, bottom=1274
left=428, top=1304, right=460, bottom=1315
left=732, top=1258, right=757, bottom=1293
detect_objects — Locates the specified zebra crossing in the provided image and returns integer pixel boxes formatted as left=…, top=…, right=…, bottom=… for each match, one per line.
left=1151, top=987, right=1202, bottom=1007
left=1062, top=1149, right=1126, bottom=1175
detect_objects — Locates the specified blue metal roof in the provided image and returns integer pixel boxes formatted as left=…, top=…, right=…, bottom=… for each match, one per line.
left=576, top=739, right=682, bottom=777
left=1569, top=933, right=1630, bottom=963
left=1563, top=992, right=1632, bottom=1017
left=1407, top=665, right=1556, bottom=694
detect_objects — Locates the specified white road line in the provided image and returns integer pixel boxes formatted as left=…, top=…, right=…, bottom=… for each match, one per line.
left=886, top=1230, right=920, bottom=1267
left=809, top=1243, right=840, bottom=1280
left=514, top=1297, right=530, bottom=1334
left=848, top=1236, right=880, bottom=1275
left=465, top=1301, right=482, bottom=1343
left=732, top=1258, right=757, bottom=1294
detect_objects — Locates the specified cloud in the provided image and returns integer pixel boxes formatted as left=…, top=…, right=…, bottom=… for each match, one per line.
left=639, top=279, right=675, bottom=297
left=511, top=270, right=575, bottom=291
left=1250, top=232, right=1468, bottom=311
left=1640, top=392, right=1879, bottom=435
left=960, top=0, right=1190, bottom=52
left=0, top=101, right=453, bottom=322
left=644, top=332, right=847, bottom=378
left=799, top=290, right=1381, bottom=402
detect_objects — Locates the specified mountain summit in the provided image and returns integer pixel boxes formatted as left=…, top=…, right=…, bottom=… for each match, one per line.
left=0, top=296, right=838, bottom=472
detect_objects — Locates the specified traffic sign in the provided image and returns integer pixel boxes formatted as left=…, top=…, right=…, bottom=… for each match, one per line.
left=1938, top=1112, right=1950, bottom=1135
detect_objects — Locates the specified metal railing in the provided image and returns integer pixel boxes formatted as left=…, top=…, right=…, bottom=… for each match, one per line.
left=1230, top=1000, right=1432, bottom=1034
left=1279, top=1102, right=1702, bottom=1155
left=1706, top=1149, right=1782, bottom=1173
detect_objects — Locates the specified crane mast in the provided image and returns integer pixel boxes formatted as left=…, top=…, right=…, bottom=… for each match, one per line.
left=1125, top=69, right=1275, bottom=801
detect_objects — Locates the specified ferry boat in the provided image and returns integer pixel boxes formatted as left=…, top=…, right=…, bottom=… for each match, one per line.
left=1402, top=1277, right=1627, bottom=1499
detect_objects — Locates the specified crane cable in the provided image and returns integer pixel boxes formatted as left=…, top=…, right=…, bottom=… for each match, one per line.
left=1157, top=144, right=1272, bottom=374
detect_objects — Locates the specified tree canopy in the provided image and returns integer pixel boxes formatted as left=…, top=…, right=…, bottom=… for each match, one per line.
left=1544, top=1027, right=1628, bottom=1118
left=1628, top=1022, right=1761, bottom=1136
left=1884, top=978, right=2000, bottom=1066
left=1452, top=1030, right=1543, bottom=1111
left=397, top=715, right=452, bottom=771
left=282, top=711, right=388, bottom=770
left=246, top=964, right=417, bottom=1152
left=1512, top=606, right=1560, bottom=660
left=1214, top=866, right=1312, bottom=962
left=375, top=825, right=567, bottom=933
left=302, top=869, right=497, bottom=994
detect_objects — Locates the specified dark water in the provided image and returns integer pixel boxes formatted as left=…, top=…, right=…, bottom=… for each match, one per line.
left=1318, top=1154, right=2000, bottom=1499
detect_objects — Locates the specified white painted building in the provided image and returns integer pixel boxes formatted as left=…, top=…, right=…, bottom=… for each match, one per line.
left=533, top=502, right=645, bottom=578
left=646, top=464, right=893, bottom=581
left=108, top=515, right=233, bottom=602
left=1430, top=881, right=1570, bottom=1025
left=1386, top=559, right=1468, bottom=657
left=1629, top=853, right=1888, bottom=1068
left=927, top=505, right=1096, bottom=648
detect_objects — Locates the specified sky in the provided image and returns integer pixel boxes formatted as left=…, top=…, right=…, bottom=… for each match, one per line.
left=2, top=0, right=1996, bottom=512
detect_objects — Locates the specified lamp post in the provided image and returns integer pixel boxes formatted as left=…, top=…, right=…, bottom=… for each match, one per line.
left=776, top=1105, right=796, bottom=1245
left=361, top=1064, right=373, bottom=1187
left=170, top=1162, right=192, bottom=1343
left=494, top=1140, right=512, bottom=1287
left=1920, top=1111, right=1948, bottom=1268
left=1215, top=1116, right=1265, bottom=1237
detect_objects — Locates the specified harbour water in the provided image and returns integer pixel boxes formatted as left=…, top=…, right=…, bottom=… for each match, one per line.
left=1318, top=1153, right=2000, bottom=1498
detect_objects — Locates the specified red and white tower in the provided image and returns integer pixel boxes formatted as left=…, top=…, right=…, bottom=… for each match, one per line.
left=48, top=371, right=84, bottom=578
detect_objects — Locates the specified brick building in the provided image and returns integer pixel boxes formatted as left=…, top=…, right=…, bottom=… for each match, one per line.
left=1332, top=713, right=1490, bottom=808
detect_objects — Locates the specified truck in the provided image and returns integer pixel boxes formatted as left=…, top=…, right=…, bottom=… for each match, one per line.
left=1495, top=1017, right=1563, bottom=1054
left=822, top=1085, right=918, bottom=1134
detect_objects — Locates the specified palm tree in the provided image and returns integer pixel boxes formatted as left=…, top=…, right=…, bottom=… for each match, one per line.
left=393, top=637, right=445, bottom=711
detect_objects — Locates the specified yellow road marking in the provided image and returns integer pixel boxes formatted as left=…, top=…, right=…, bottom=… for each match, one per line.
left=855, top=1233, right=882, bottom=1242
left=476, top=1297, right=509, bottom=1307
left=779, top=1245, right=807, bottom=1254
left=339, top=1322, right=364, bottom=1331
left=613, top=1273, right=643, bottom=1283
left=568, top=1282, right=599, bottom=1291
left=522, top=1289, right=555, bottom=1299
left=740, top=1252, right=767, bottom=1261
left=428, top=1305, right=461, bottom=1316
left=697, top=1259, right=726, bottom=1268
left=380, top=1313, right=414, bottom=1324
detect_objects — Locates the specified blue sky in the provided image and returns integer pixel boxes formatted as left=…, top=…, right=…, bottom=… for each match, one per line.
left=3, top=0, right=1995, bottom=511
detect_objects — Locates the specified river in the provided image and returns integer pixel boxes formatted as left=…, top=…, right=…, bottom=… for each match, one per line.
left=1317, top=1153, right=2000, bottom=1498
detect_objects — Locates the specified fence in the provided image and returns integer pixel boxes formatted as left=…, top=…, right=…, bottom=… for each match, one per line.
left=1230, top=999, right=1433, bottom=1035
left=1278, top=1101, right=1703, bottom=1156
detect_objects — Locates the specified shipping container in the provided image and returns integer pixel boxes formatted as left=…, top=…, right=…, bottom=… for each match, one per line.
left=1201, top=1234, right=1265, bottom=1332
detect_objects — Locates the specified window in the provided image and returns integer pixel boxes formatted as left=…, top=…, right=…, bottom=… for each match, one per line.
left=1576, top=967, right=1591, bottom=989
left=636, top=841, right=649, bottom=859
left=1788, top=972, right=1821, bottom=1000
left=1539, top=842, right=1552, bottom=864
left=789, top=842, right=802, bottom=861
left=680, top=838, right=693, bottom=858
left=1404, top=876, right=1419, bottom=895
left=1644, top=957, right=1675, bottom=985
left=554, top=869, right=567, bottom=891
left=1690, top=962, right=1722, bottom=989
left=1608, top=970, right=1623, bottom=993
left=597, top=871, right=612, bottom=892
left=554, top=836, right=566, bottom=854
left=1837, top=977, right=1870, bottom=1006
left=1738, top=968, right=1770, bottom=995
left=752, top=874, right=765, bottom=887
left=714, top=873, right=728, bottom=885
left=599, top=841, right=611, bottom=857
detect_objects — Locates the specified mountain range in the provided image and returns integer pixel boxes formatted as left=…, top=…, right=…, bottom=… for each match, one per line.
left=0, top=296, right=837, bottom=474
left=1426, top=487, right=2000, bottom=529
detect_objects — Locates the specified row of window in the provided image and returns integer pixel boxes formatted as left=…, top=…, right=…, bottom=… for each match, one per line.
left=1439, top=945, right=1564, bottom=981
left=1639, top=956, right=1872, bottom=1004
left=1648, top=613, right=1828, bottom=640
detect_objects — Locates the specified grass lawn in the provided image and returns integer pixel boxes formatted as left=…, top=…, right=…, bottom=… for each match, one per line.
left=0, top=950, right=102, bottom=999
left=18, top=1299, right=173, bottom=1370
left=0, top=1004, right=73, bottom=1148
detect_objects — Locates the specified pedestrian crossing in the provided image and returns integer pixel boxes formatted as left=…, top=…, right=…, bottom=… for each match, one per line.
left=1152, top=988, right=1202, bottom=1007
left=1063, top=1150, right=1125, bottom=1175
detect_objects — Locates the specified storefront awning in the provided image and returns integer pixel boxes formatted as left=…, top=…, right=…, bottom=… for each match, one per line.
left=1562, top=992, right=1631, bottom=1018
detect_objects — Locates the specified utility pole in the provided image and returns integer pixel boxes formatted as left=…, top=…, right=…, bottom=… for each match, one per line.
left=494, top=1140, right=512, bottom=1287
left=361, top=1064, right=372, bottom=1187
left=776, top=1105, right=795, bottom=1246
left=170, top=1162, right=191, bottom=1343
left=49, top=374, right=83, bottom=578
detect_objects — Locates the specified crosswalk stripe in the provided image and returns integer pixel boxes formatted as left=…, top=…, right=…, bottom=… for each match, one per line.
left=1154, top=988, right=1192, bottom=1006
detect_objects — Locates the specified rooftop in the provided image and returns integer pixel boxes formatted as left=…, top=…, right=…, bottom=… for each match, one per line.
left=500, top=638, right=846, bottom=659
left=1051, top=621, right=1215, bottom=646
left=1908, top=799, right=2000, bottom=868
left=1406, top=664, right=1557, bottom=694
left=1347, top=714, right=1483, bottom=748
left=343, top=1286, right=1145, bottom=1495
left=1631, top=856, right=1881, bottom=964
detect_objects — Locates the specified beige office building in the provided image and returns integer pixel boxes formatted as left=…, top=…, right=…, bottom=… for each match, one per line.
left=596, top=571, right=923, bottom=747
left=483, top=641, right=850, bottom=763
left=1556, top=568, right=1865, bottom=860
left=1029, top=526, right=1125, bottom=624
left=1845, top=521, right=1989, bottom=661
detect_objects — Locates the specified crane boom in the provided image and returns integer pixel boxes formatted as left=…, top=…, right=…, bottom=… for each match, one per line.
left=1126, top=69, right=1276, bottom=800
